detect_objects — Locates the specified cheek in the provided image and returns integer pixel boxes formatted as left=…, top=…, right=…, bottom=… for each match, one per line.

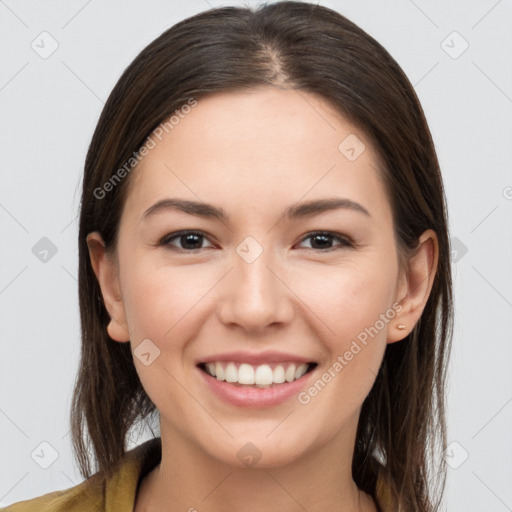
left=292, top=257, right=397, bottom=407
left=120, top=259, right=213, bottom=346
left=120, top=263, right=211, bottom=412
left=295, top=258, right=397, bottom=344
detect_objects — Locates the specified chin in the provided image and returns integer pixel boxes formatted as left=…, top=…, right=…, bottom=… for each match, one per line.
left=203, top=434, right=312, bottom=470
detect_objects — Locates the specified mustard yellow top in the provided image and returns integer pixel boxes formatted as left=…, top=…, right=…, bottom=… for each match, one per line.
left=1, top=437, right=162, bottom=512
left=2, top=437, right=392, bottom=511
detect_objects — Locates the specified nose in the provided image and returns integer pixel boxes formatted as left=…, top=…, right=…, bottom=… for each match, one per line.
left=217, top=247, right=295, bottom=333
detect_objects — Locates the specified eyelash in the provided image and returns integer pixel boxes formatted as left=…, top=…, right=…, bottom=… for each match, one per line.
left=158, top=230, right=354, bottom=253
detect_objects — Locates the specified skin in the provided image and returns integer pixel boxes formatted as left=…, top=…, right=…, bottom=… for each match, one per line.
left=87, top=87, right=438, bottom=512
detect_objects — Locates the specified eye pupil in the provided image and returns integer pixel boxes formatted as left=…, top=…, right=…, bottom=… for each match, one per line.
left=181, top=233, right=202, bottom=250
left=311, top=234, right=332, bottom=249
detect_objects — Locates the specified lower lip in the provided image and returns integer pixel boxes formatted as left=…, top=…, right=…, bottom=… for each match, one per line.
left=197, top=365, right=316, bottom=408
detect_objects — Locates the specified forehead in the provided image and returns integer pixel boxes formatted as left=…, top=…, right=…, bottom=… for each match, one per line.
left=122, top=87, right=391, bottom=225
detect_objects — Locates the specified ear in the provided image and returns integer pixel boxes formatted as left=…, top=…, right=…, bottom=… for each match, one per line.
left=388, top=229, right=439, bottom=343
left=86, top=231, right=130, bottom=343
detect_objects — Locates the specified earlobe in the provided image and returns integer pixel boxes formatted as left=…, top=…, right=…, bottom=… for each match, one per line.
left=106, top=318, right=131, bottom=343
left=388, top=229, right=439, bottom=344
left=86, top=232, right=131, bottom=343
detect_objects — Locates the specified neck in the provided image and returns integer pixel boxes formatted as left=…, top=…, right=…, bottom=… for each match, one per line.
left=135, top=418, right=377, bottom=512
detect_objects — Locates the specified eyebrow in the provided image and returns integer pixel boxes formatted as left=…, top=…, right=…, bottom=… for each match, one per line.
left=141, top=197, right=371, bottom=222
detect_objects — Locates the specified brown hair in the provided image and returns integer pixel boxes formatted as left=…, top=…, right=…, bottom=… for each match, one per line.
left=72, top=2, right=453, bottom=510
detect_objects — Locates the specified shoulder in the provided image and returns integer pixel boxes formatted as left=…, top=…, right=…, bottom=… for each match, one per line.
left=1, top=437, right=161, bottom=512
left=374, top=470, right=397, bottom=512
left=0, top=476, right=104, bottom=512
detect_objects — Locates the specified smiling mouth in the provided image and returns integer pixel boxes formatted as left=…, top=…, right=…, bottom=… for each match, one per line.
left=197, top=361, right=318, bottom=388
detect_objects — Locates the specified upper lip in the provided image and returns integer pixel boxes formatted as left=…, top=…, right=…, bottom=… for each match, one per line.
left=197, top=351, right=315, bottom=366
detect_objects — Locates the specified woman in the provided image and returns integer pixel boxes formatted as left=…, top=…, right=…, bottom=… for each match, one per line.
left=2, top=1, right=453, bottom=511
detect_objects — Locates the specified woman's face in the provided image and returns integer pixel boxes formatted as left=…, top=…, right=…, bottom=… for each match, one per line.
left=89, top=87, right=417, bottom=468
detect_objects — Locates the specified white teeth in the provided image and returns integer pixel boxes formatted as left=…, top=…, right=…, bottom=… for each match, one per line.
left=295, top=364, right=308, bottom=379
left=207, top=363, right=216, bottom=376
left=225, top=362, right=238, bottom=383
left=215, top=362, right=225, bottom=381
left=285, top=364, right=296, bottom=382
left=204, top=361, right=310, bottom=385
left=255, top=364, right=273, bottom=386
left=273, top=365, right=285, bottom=383
left=238, top=363, right=255, bottom=384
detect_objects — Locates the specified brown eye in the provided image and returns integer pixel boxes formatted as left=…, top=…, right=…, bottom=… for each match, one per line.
left=298, top=232, right=353, bottom=251
left=159, top=231, right=215, bottom=252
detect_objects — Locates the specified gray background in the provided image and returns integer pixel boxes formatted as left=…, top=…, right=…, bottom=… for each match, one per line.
left=1, top=0, right=511, bottom=510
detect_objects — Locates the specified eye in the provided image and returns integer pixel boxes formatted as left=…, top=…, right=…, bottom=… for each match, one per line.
left=159, top=230, right=215, bottom=252
left=297, top=231, right=354, bottom=252
left=158, top=230, right=354, bottom=253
